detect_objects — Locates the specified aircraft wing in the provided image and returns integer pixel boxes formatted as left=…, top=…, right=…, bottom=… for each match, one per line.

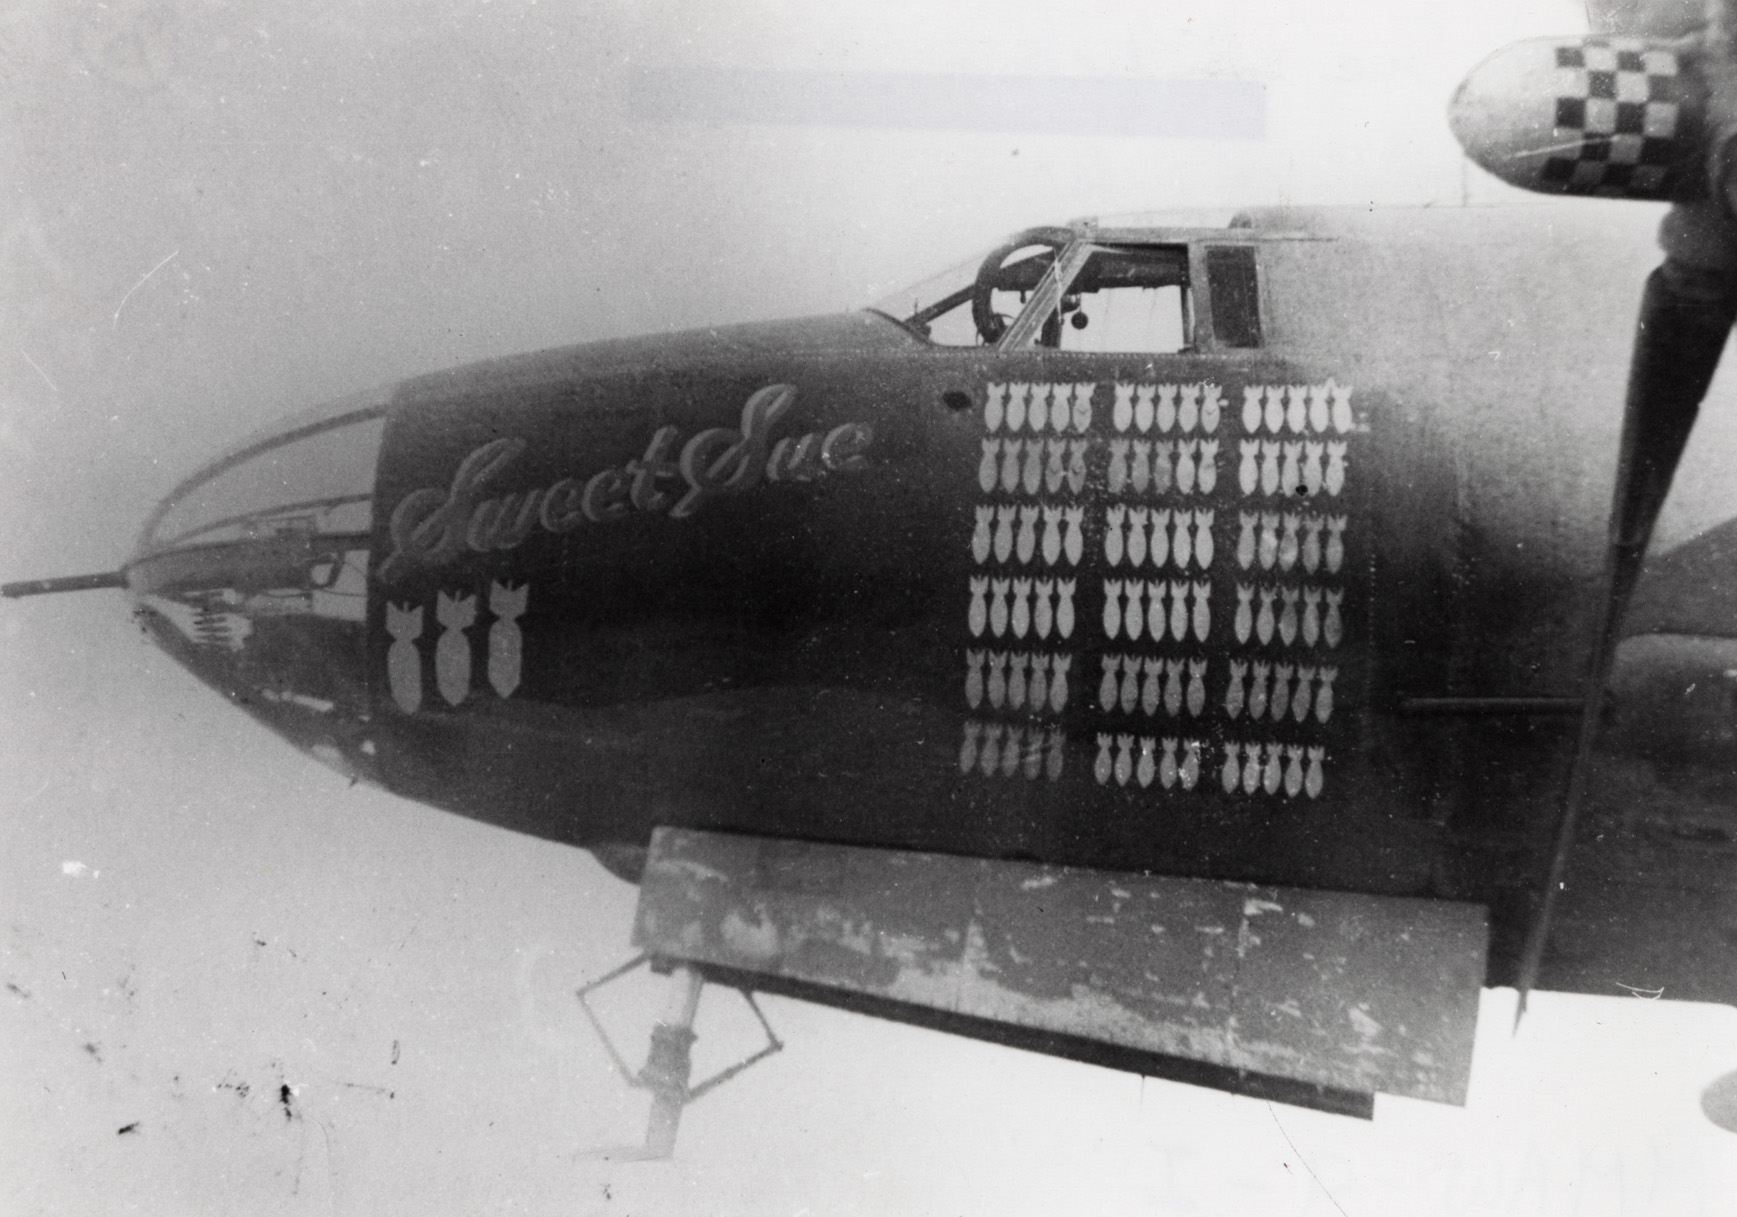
left=633, top=827, right=1487, bottom=1117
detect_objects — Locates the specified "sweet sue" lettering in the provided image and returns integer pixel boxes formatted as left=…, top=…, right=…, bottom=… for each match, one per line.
left=378, top=384, right=874, bottom=582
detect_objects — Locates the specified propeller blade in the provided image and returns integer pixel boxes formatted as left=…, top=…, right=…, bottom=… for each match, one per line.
left=1584, top=0, right=1705, bottom=39
left=1608, top=268, right=1736, bottom=624
left=1516, top=265, right=1737, bottom=1016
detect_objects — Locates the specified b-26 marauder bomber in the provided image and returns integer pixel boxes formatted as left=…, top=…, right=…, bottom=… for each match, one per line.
left=11, top=18, right=1737, bottom=1158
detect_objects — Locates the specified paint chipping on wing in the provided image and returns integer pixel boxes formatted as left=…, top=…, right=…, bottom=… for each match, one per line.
left=720, top=909, right=781, bottom=960
left=637, top=830, right=1485, bottom=1103
left=651, top=857, right=732, bottom=885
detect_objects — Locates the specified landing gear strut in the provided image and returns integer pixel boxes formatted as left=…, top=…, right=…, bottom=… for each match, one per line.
left=575, top=955, right=783, bottom=1160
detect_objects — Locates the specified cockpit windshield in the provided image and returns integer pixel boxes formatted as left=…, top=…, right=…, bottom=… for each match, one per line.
left=868, top=249, right=989, bottom=345
left=867, top=241, right=1061, bottom=346
left=867, top=225, right=1208, bottom=353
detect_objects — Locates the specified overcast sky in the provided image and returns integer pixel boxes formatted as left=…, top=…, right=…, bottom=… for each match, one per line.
left=5, top=2, right=1737, bottom=1215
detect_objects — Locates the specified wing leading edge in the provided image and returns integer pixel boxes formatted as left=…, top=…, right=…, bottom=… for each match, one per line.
left=632, top=827, right=1487, bottom=1114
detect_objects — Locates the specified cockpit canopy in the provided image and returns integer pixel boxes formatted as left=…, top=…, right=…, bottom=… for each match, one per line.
left=868, top=219, right=1264, bottom=354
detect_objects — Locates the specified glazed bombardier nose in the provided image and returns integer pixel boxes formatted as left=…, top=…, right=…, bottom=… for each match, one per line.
left=1450, top=36, right=1695, bottom=200
left=125, top=388, right=392, bottom=781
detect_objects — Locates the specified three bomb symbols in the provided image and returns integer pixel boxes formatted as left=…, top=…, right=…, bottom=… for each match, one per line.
left=385, top=581, right=528, bottom=714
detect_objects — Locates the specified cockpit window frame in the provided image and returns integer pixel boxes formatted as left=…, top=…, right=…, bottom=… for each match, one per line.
left=990, top=228, right=1277, bottom=355
left=866, top=223, right=1284, bottom=352
left=995, top=239, right=1100, bottom=352
left=997, top=238, right=1200, bottom=354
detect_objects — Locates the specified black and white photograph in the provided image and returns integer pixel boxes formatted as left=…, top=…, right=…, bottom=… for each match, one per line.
left=4, top=2, right=1737, bottom=1213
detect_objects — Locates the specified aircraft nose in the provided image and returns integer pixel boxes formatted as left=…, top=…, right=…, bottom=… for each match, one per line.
left=126, top=389, right=391, bottom=781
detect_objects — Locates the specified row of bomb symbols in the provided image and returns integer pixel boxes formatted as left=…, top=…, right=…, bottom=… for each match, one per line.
left=1109, top=383, right=1225, bottom=435
left=978, top=436, right=1233, bottom=502
left=1105, top=507, right=1215, bottom=570
left=982, top=382, right=1096, bottom=436
left=1237, top=439, right=1348, bottom=499
left=978, top=438, right=1090, bottom=497
left=1092, top=654, right=1341, bottom=723
left=1241, top=383, right=1354, bottom=436
left=986, top=381, right=1235, bottom=438
left=958, top=724, right=1334, bottom=794
left=1106, top=438, right=1219, bottom=498
left=1095, top=580, right=1347, bottom=651
left=972, top=505, right=1086, bottom=567
left=1225, top=661, right=1337, bottom=724
left=1093, top=734, right=1328, bottom=798
left=965, top=650, right=1073, bottom=715
left=980, top=427, right=1353, bottom=503
left=384, top=582, right=529, bottom=714
left=959, top=721, right=1066, bottom=781
left=983, top=381, right=1358, bottom=439
left=1232, top=584, right=1343, bottom=649
left=1017, top=381, right=1355, bottom=440
left=1094, top=735, right=1206, bottom=789
left=1097, top=654, right=1209, bottom=718
left=1225, top=741, right=1327, bottom=798
left=1235, top=512, right=1346, bottom=574
left=1102, top=580, right=1212, bottom=644
left=968, top=577, right=1078, bottom=641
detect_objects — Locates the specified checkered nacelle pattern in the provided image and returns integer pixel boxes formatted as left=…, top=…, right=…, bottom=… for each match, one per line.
left=1451, top=36, right=1700, bottom=201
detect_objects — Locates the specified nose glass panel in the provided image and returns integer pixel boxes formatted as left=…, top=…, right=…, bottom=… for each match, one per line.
left=129, top=398, right=390, bottom=780
left=144, top=409, right=386, bottom=551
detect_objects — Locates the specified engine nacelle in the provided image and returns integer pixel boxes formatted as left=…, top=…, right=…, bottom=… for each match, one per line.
left=1451, top=36, right=1703, bottom=201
